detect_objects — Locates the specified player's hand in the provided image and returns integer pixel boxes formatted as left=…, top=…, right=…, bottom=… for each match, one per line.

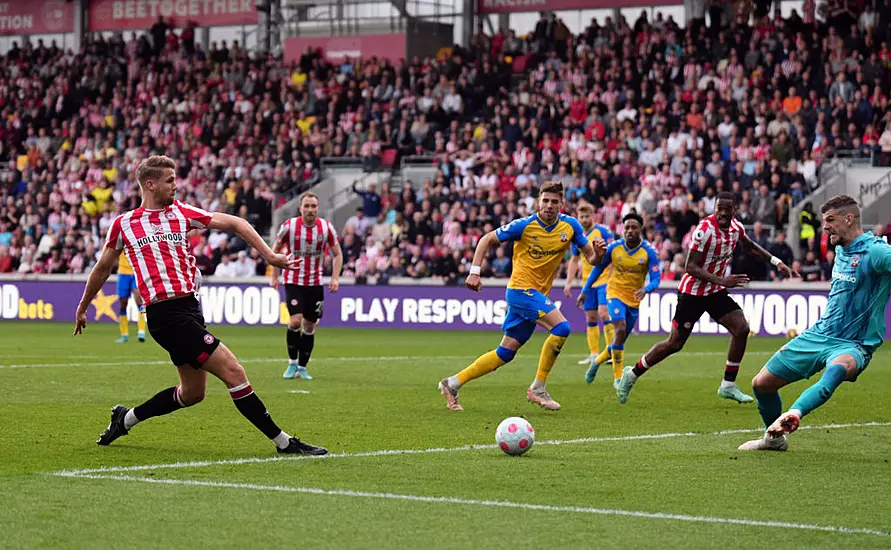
left=270, top=275, right=279, bottom=290
left=329, top=278, right=340, bottom=292
left=721, top=274, right=750, bottom=288
left=268, top=253, right=300, bottom=271
left=634, top=288, right=647, bottom=301
left=563, top=284, right=573, bottom=298
left=777, top=262, right=798, bottom=279
left=465, top=273, right=482, bottom=292
left=73, top=304, right=88, bottom=336
left=576, top=293, right=586, bottom=309
left=591, top=238, right=607, bottom=261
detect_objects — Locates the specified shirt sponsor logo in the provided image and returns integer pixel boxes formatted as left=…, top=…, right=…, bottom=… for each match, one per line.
left=135, top=231, right=186, bottom=248
left=527, top=244, right=563, bottom=260
left=831, top=270, right=857, bottom=284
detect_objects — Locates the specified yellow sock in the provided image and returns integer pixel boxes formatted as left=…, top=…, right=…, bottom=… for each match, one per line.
left=586, top=325, right=600, bottom=357
left=119, top=315, right=128, bottom=337
left=612, top=346, right=625, bottom=380
left=137, top=312, right=146, bottom=333
left=535, top=334, right=567, bottom=382
left=457, top=350, right=506, bottom=385
left=594, top=346, right=611, bottom=366
left=604, top=323, right=615, bottom=348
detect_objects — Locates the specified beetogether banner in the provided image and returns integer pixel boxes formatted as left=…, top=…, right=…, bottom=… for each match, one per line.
left=2, top=279, right=888, bottom=338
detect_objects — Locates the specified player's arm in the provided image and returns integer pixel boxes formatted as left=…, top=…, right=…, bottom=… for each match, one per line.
left=869, top=241, right=891, bottom=275
left=269, top=224, right=287, bottom=289
left=564, top=249, right=580, bottom=297
left=208, top=213, right=298, bottom=271
left=74, top=246, right=119, bottom=335
left=466, top=231, right=500, bottom=292
left=635, top=246, right=663, bottom=300
left=580, top=246, right=613, bottom=299
left=685, top=248, right=747, bottom=288
left=570, top=218, right=607, bottom=277
left=329, top=241, right=343, bottom=292
left=738, top=230, right=797, bottom=278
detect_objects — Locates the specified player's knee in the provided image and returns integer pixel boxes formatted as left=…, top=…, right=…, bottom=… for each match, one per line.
left=731, top=321, right=750, bottom=339
left=550, top=321, right=571, bottom=338
left=287, top=322, right=301, bottom=332
left=302, top=321, right=317, bottom=335
left=495, top=345, right=517, bottom=363
left=751, top=373, right=775, bottom=393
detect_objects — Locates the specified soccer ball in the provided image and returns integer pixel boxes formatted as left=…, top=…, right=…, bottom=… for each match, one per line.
left=787, top=328, right=799, bottom=339
left=495, top=416, right=535, bottom=456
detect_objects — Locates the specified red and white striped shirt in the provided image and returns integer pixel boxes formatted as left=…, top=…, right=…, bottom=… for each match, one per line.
left=105, top=200, right=213, bottom=306
left=276, top=216, right=338, bottom=286
left=678, top=215, right=743, bottom=296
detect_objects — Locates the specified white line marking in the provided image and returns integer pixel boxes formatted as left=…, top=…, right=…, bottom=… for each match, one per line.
left=0, top=351, right=774, bottom=369
left=287, top=390, right=311, bottom=394
left=52, top=421, right=891, bottom=477
left=56, top=474, right=891, bottom=538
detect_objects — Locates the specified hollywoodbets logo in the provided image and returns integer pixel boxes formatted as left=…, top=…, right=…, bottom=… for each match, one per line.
left=135, top=231, right=186, bottom=248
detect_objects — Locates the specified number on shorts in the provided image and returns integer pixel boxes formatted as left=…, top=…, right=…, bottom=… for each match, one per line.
left=315, top=301, right=324, bottom=315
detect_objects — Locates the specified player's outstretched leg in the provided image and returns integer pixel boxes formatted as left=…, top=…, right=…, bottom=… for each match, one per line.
left=98, top=382, right=199, bottom=445
left=440, top=343, right=517, bottom=411
left=284, top=324, right=302, bottom=379
left=738, top=367, right=791, bottom=451
left=716, top=311, right=754, bottom=403
left=205, top=343, right=326, bottom=455
left=768, top=360, right=854, bottom=437
left=528, top=322, right=570, bottom=410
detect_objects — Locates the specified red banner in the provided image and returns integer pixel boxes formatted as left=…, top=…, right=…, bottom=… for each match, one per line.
left=477, top=0, right=681, bottom=14
left=0, top=0, right=74, bottom=35
left=284, top=35, right=406, bottom=63
left=87, top=0, right=258, bottom=31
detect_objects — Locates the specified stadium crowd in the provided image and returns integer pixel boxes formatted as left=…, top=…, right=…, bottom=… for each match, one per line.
left=1, top=0, right=891, bottom=284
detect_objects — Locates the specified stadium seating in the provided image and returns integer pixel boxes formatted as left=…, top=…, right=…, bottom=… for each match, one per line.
left=1, top=8, right=889, bottom=282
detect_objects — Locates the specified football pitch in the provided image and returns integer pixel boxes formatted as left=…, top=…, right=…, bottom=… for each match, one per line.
left=2, top=322, right=891, bottom=548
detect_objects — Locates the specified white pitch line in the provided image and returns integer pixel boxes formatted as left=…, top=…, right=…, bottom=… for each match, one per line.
left=51, top=421, right=891, bottom=477
left=0, top=351, right=774, bottom=369
left=57, top=474, right=891, bottom=538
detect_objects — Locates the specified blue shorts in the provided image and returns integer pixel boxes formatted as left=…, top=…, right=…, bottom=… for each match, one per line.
left=583, top=284, right=608, bottom=311
left=765, top=331, right=871, bottom=383
left=607, top=298, right=639, bottom=331
left=502, top=288, right=557, bottom=344
left=117, top=274, right=137, bottom=299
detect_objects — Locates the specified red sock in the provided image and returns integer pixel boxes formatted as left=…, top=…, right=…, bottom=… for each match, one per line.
left=724, top=362, right=740, bottom=382
left=632, top=359, right=648, bottom=377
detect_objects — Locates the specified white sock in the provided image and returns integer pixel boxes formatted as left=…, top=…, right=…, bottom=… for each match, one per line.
left=789, top=408, right=802, bottom=418
left=289, top=359, right=298, bottom=366
left=446, top=375, right=461, bottom=390
left=124, top=409, right=140, bottom=430
left=626, top=371, right=638, bottom=383
left=529, top=378, right=546, bottom=391
left=719, top=379, right=737, bottom=389
left=297, top=364, right=306, bottom=370
left=273, top=431, right=292, bottom=449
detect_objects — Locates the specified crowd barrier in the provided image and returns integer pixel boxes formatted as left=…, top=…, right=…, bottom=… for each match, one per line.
left=2, top=275, right=885, bottom=338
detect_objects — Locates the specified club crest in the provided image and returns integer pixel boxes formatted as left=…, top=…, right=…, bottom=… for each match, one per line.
left=851, top=255, right=860, bottom=268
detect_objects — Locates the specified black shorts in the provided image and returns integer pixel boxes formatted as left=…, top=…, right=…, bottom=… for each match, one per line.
left=146, top=295, right=221, bottom=369
left=284, top=284, right=325, bottom=322
left=673, top=290, right=742, bottom=331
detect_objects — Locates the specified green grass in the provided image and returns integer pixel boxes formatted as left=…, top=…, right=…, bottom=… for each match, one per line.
left=2, top=322, right=891, bottom=549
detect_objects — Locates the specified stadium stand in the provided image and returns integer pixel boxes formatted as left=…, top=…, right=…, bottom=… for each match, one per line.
left=1, top=4, right=890, bottom=283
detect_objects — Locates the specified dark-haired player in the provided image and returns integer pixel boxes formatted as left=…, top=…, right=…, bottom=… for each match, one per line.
left=578, top=212, right=661, bottom=392
left=75, top=155, right=327, bottom=455
left=619, top=192, right=796, bottom=405
left=438, top=181, right=607, bottom=412
left=740, top=195, right=891, bottom=451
